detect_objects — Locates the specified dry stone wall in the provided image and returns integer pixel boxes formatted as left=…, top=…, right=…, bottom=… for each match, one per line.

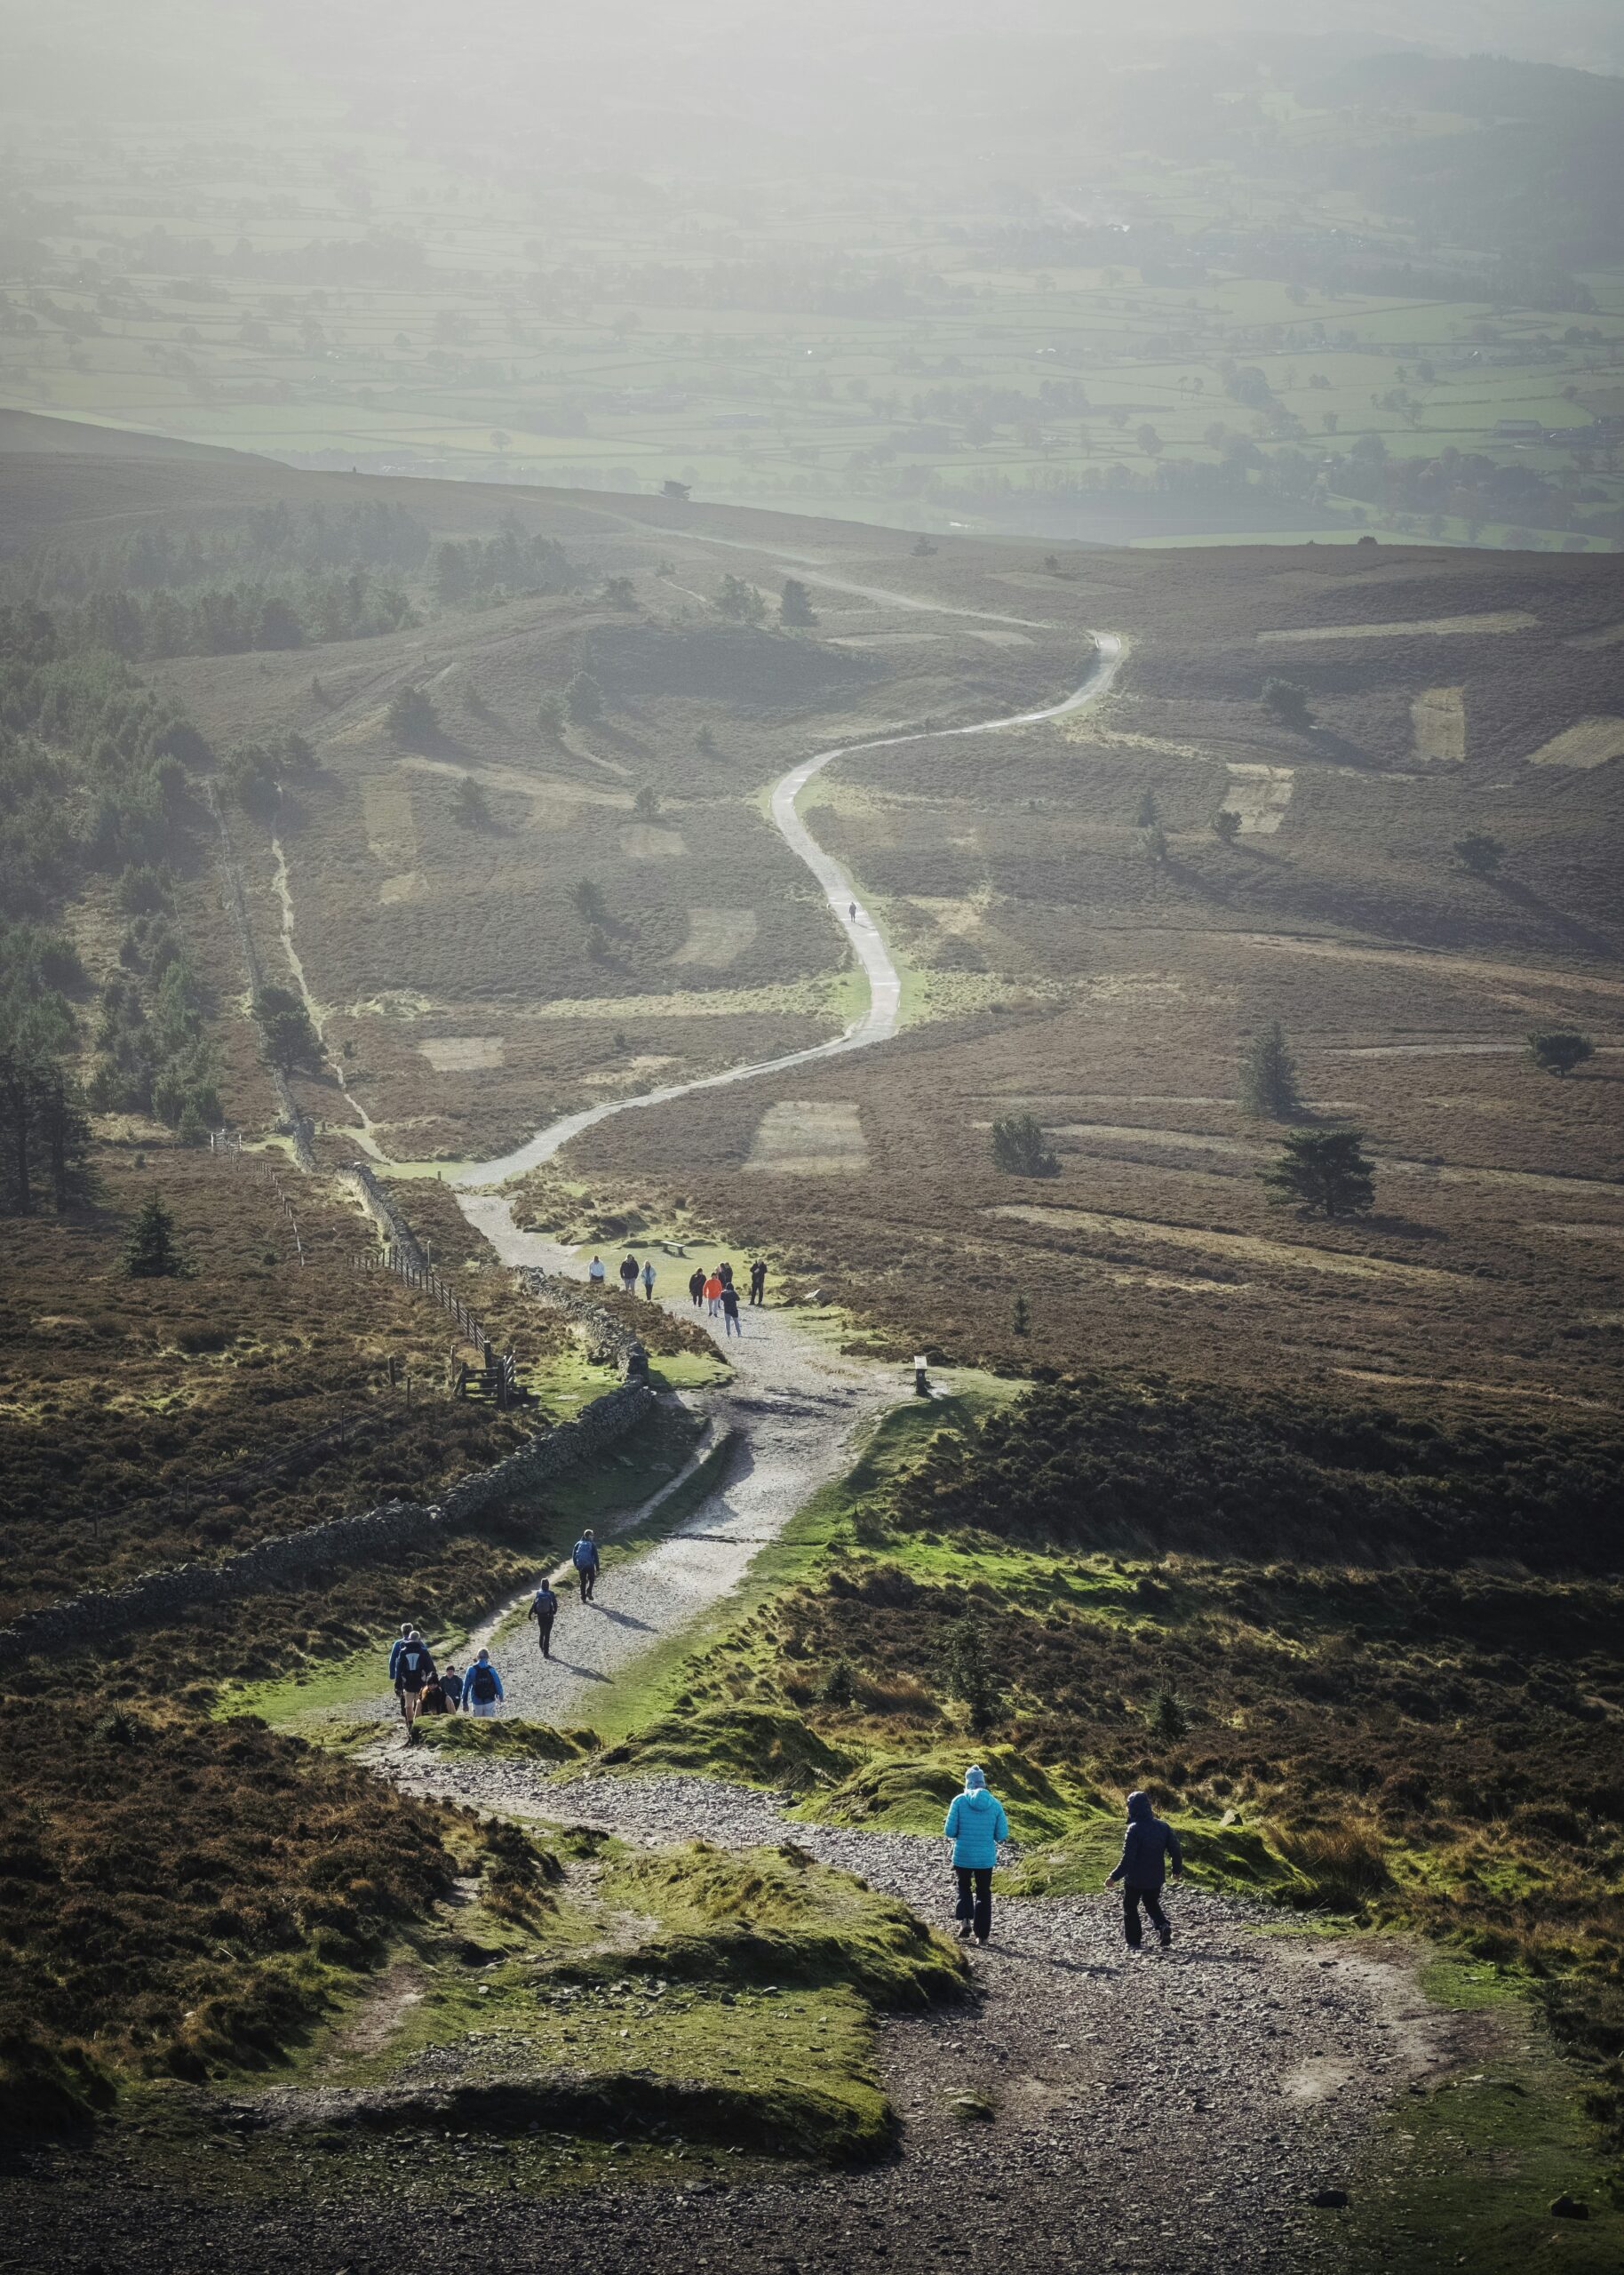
left=0, top=1380, right=655, bottom=1671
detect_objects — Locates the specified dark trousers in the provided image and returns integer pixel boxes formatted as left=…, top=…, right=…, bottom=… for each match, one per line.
left=535, top=1620, right=554, bottom=1658
left=955, top=1866, right=992, bottom=1941
left=1122, top=1885, right=1170, bottom=1946
left=750, top=1281, right=765, bottom=1305
left=578, top=1566, right=596, bottom=1601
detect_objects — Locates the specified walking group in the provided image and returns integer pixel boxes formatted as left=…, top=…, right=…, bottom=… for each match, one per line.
left=388, top=1624, right=504, bottom=1727
left=587, top=1250, right=660, bottom=1301
left=583, top=1245, right=768, bottom=1339
left=944, top=1767, right=1183, bottom=1955
left=688, top=1255, right=767, bottom=1337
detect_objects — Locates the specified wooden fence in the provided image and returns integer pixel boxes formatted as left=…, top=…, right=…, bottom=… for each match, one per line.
left=209, top=1127, right=305, bottom=1264
left=356, top=1243, right=492, bottom=1363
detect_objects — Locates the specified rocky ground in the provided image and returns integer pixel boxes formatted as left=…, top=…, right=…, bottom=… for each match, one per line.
left=356, top=1758, right=1457, bottom=2275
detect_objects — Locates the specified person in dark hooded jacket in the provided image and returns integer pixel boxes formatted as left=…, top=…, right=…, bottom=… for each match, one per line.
left=1104, top=1789, right=1183, bottom=1952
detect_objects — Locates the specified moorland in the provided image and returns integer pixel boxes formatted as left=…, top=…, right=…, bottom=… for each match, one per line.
left=1, top=405, right=1622, bottom=2265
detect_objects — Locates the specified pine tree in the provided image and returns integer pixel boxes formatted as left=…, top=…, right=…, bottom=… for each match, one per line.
left=945, top=1615, right=1002, bottom=1736
left=780, top=578, right=818, bottom=627
left=452, top=774, right=490, bottom=827
left=1012, top=1292, right=1031, bottom=1337
left=123, top=1192, right=189, bottom=1278
left=1149, top=1687, right=1190, bottom=1741
left=565, top=671, right=604, bottom=723
left=1239, top=1020, right=1302, bottom=1120
left=1262, top=1128, right=1376, bottom=1219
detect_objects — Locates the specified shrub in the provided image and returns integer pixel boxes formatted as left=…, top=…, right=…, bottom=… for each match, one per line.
left=1213, top=807, right=1241, bottom=844
left=1453, top=830, right=1506, bottom=877
left=1262, top=676, right=1311, bottom=729
left=991, top=1114, right=1058, bottom=1177
left=1528, top=1029, right=1595, bottom=1079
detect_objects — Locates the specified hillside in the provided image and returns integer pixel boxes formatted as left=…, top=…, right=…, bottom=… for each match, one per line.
left=3, top=451, right=1623, bottom=2271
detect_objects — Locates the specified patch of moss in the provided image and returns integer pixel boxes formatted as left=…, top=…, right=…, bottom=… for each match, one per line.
left=602, top=1703, right=854, bottom=1791
left=410, top=1717, right=595, bottom=1763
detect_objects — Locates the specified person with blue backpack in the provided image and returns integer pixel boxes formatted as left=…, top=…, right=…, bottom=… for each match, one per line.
left=573, top=1529, right=601, bottom=1603
left=1104, top=1790, right=1184, bottom=1953
left=943, top=1765, right=1009, bottom=1947
left=460, top=1650, right=504, bottom=1717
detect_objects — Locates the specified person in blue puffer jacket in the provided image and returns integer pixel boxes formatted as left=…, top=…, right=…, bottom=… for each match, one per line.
left=1104, top=1789, right=1184, bottom=1953
left=942, top=1765, right=1009, bottom=1947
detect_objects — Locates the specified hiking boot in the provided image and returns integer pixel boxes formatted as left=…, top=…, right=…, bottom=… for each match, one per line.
left=1158, top=1927, right=1173, bottom=1951
left=975, top=1935, right=989, bottom=1947
left=955, top=1922, right=973, bottom=1941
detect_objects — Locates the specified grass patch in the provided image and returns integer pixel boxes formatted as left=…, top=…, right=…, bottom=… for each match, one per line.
left=408, top=1717, right=595, bottom=1763
left=1345, top=1961, right=1624, bottom=2271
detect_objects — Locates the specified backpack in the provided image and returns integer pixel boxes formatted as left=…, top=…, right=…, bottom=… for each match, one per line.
left=470, top=1662, right=498, bottom=1704
left=573, top=1540, right=595, bottom=1569
left=533, top=1590, right=554, bottom=1620
left=399, top=1644, right=428, bottom=1680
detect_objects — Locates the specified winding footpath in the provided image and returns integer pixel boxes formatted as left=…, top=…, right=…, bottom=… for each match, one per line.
left=357, top=611, right=1432, bottom=2266
left=450, top=633, right=1124, bottom=1185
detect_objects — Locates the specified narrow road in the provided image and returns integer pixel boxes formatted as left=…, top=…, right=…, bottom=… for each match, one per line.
left=454, top=634, right=1122, bottom=1185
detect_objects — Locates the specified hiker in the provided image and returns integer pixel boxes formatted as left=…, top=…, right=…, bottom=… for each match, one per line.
left=418, top=1670, right=450, bottom=1716
left=462, top=1649, right=504, bottom=1718
left=848, top=900, right=857, bottom=922
left=720, top=1281, right=743, bottom=1338
left=440, top=1662, right=464, bottom=1711
left=641, top=1259, right=657, bottom=1301
left=718, top=1260, right=734, bottom=1289
left=704, top=1270, right=723, bottom=1318
left=387, top=1622, right=412, bottom=1690
left=619, top=1253, right=640, bottom=1296
left=749, top=1257, right=767, bottom=1305
left=529, top=1579, right=559, bottom=1657
left=588, top=1254, right=606, bottom=1287
left=943, top=1765, right=1008, bottom=1947
left=1104, top=1790, right=1184, bottom=1953
left=689, top=1265, right=706, bottom=1307
left=573, top=1529, right=601, bottom=1603
left=394, top=1630, right=435, bottom=1729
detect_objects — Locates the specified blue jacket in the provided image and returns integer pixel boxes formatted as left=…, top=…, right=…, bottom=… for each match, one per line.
left=388, top=1637, right=409, bottom=1679
left=943, top=1787, right=1008, bottom=1870
left=1106, top=1792, right=1184, bottom=1889
left=463, top=1659, right=504, bottom=1707
left=573, top=1537, right=600, bottom=1571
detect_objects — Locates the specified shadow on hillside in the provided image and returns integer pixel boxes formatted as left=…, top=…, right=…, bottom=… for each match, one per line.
left=1361, top=1212, right=1450, bottom=1245
left=1487, top=873, right=1616, bottom=961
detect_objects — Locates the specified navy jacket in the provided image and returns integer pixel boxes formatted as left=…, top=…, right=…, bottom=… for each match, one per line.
left=1106, top=1792, right=1183, bottom=1889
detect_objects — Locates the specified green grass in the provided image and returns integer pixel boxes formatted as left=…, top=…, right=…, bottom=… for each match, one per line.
left=1344, top=1958, right=1624, bottom=2271
left=268, top=1825, right=966, bottom=2170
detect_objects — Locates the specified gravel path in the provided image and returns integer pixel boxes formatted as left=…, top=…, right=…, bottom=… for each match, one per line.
left=368, top=1758, right=1447, bottom=2275
left=371, top=1195, right=902, bottom=1730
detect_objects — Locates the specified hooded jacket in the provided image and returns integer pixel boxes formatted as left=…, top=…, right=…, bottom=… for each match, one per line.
left=1106, top=1792, right=1183, bottom=1889
left=572, top=1537, right=600, bottom=1572
left=943, top=1784, right=1009, bottom=1870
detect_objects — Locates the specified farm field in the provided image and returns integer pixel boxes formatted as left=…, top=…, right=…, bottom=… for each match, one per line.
left=3, top=23, right=1623, bottom=555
